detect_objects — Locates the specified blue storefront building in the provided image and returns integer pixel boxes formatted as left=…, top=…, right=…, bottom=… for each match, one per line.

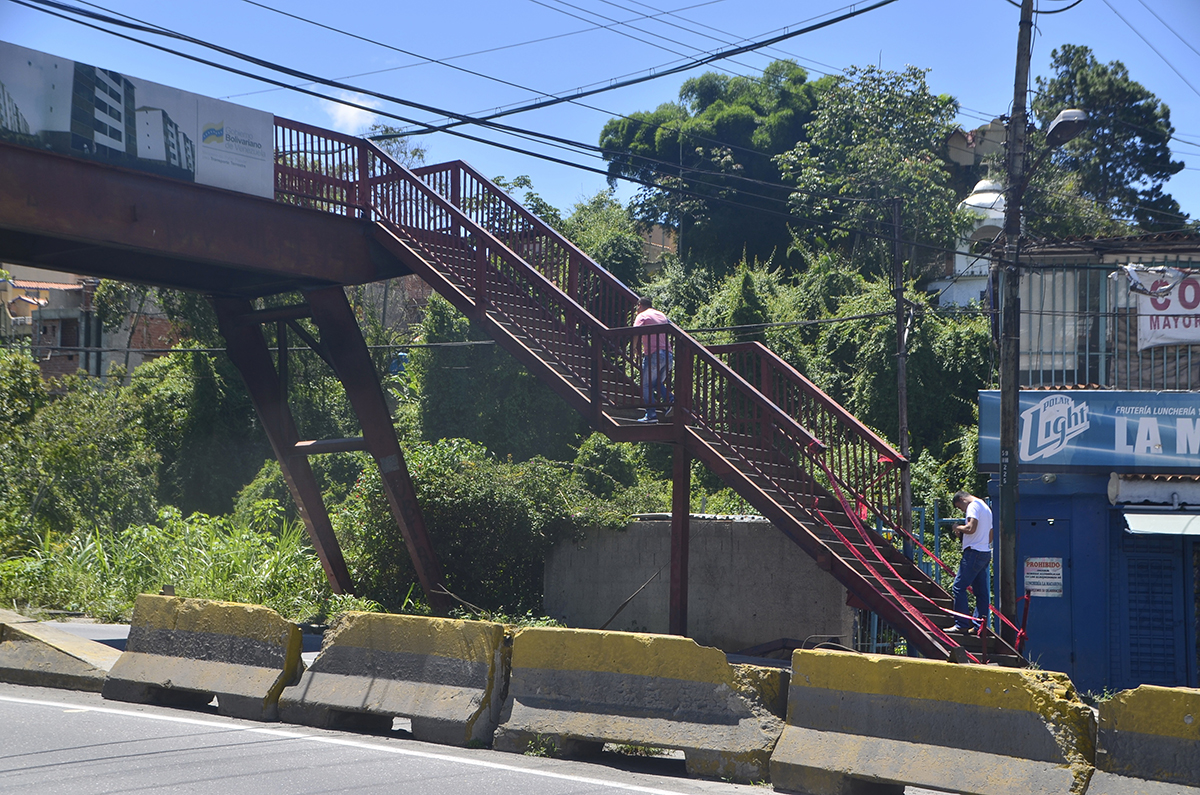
left=980, top=389, right=1199, bottom=692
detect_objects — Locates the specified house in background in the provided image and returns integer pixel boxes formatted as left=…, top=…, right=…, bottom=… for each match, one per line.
left=1, top=263, right=173, bottom=380
left=927, top=178, right=1005, bottom=307
left=978, top=233, right=1200, bottom=693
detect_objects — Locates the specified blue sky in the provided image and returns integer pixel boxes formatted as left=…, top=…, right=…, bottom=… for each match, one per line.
left=2, top=0, right=1197, bottom=225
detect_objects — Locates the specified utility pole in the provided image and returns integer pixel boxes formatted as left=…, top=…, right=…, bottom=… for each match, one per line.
left=893, top=198, right=913, bottom=559
left=999, top=0, right=1035, bottom=644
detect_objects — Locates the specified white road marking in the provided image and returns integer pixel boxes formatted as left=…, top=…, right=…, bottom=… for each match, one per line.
left=0, top=694, right=691, bottom=794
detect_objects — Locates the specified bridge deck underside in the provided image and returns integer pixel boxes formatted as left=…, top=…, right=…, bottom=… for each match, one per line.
left=0, top=143, right=412, bottom=296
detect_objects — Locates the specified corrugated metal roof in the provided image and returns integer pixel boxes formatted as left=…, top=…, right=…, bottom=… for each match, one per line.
left=11, top=280, right=83, bottom=291
left=1118, top=474, right=1200, bottom=483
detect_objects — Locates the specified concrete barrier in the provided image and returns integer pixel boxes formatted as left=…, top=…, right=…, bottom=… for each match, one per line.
left=1088, top=685, right=1200, bottom=794
left=0, top=617, right=121, bottom=692
left=102, top=594, right=302, bottom=720
left=492, top=627, right=787, bottom=783
left=770, top=649, right=1096, bottom=795
left=278, top=612, right=507, bottom=746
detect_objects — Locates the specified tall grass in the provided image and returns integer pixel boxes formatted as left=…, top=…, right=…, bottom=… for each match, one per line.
left=0, top=501, right=378, bottom=622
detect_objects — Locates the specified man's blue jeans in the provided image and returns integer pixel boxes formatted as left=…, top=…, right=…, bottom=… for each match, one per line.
left=641, top=350, right=673, bottom=420
left=952, top=547, right=991, bottom=630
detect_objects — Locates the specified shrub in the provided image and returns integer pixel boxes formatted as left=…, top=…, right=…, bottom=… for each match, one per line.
left=334, top=438, right=626, bottom=613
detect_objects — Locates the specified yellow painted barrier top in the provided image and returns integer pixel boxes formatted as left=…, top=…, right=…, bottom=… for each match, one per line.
left=513, top=627, right=734, bottom=686
left=1101, top=685, right=1200, bottom=742
left=791, top=648, right=1082, bottom=712
left=132, top=594, right=295, bottom=648
left=324, top=612, right=503, bottom=663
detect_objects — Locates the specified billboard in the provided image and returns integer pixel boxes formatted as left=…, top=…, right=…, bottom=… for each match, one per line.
left=1135, top=274, right=1200, bottom=351
left=980, top=390, right=1200, bottom=473
left=0, top=40, right=273, bottom=198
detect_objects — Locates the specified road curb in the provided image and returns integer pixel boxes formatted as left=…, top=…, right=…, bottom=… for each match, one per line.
left=0, top=619, right=121, bottom=692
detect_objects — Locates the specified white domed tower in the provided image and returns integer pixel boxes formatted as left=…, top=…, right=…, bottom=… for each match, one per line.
left=929, top=178, right=1006, bottom=306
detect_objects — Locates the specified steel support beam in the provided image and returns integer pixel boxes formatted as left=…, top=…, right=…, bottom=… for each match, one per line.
left=304, top=286, right=450, bottom=615
left=670, top=443, right=691, bottom=637
left=211, top=296, right=355, bottom=593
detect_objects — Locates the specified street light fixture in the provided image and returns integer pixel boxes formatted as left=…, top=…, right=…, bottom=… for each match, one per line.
left=998, top=6, right=1088, bottom=642
left=1045, top=109, right=1089, bottom=149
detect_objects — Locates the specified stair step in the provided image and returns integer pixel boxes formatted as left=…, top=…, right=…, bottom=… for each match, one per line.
left=390, top=183, right=1027, bottom=667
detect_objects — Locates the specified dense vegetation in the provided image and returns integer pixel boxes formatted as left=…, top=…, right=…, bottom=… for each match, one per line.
left=0, top=50, right=1190, bottom=623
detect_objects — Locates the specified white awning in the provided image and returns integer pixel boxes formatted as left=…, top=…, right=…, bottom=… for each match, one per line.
left=1124, top=513, right=1200, bottom=536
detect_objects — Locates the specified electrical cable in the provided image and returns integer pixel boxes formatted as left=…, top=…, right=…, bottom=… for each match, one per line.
left=234, top=0, right=1004, bottom=193
left=1100, top=0, right=1200, bottom=100
left=11, top=0, right=1174, bottom=264
left=23, top=0, right=898, bottom=217
left=396, top=0, right=901, bottom=132
left=1133, top=0, right=1200, bottom=61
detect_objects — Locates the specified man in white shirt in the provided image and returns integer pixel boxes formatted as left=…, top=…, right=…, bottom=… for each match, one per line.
left=950, top=490, right=993, bottom=633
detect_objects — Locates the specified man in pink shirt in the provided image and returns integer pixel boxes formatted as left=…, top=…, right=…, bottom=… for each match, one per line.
left=634, top=296, right=673, bottom=422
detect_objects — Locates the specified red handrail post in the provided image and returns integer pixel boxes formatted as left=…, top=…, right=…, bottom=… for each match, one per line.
left=669, top=443, right=690, bottom=637
left=357, top=141, right=369, bottom=220
left=591, top=329, right=604, bottom=427
left=675, top=335, right=693, bottom=426
left=475, top=240, right=488, bottom=314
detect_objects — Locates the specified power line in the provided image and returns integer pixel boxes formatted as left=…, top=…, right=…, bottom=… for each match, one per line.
left=1133, top=0, right=1200, bottom=61
left=1099, top=0, right=1200, bottom=100
left=19, top=0, right=907, bottom=237
left=25, top=0, right=899, bottom=212
left=11, top=0, right=1169, bottom=261
left=406, top=0, right=900, bottom=133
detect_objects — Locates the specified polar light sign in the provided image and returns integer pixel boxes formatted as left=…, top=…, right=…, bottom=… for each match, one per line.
left=979, top=390, right=1200, bottom=473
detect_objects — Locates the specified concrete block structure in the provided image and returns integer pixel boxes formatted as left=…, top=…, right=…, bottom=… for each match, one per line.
left=494, top=626, right=786, bottom=783
left=544, top=516, right=855, bottom=653
left=279, top=612, right=508, bottom=746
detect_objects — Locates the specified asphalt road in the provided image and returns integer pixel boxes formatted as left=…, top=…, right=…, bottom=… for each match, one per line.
left=0, top=683, right=771, bottom=795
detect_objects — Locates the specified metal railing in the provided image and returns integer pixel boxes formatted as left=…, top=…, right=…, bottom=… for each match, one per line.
left=268, top=118, right=1005, bottom=658
left=1016, top=261, right=1200, bottom=390
left=270, top=116, right=909, bottom=534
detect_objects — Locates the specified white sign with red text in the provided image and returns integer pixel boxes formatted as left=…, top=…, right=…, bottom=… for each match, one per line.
left=1137, top=273, right=1200, bottom=350
left=1024, top=557, right=1064, bottom=597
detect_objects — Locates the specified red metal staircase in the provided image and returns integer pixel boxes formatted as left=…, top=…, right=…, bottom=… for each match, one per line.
left=272, top=118, right=1023, bottom=666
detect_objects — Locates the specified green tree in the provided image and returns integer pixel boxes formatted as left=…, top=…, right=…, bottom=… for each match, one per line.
left=561, top=190, right=645, bottom=287
left=0, top=346, right=47, bottom=432
left=776, top=65, right=970, bottom=283
left=127, top=350, right=272, bottom=516
left=601, top=60, right=826, bottom=269
left=804, top=274, right=992, bottom=461
left=408, top=295, right=584, bottom=462
left=1034, top=44, right=1188, bottom=232
left=0, top=372, right=160, bottom=546
left=333, top=438, right=620, bottom=612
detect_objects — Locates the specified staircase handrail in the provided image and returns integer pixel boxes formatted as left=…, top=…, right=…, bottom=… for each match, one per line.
left=410, top=158, right=904, bottom=522
left=413, top=160, right=641, bottom=329
left=269, top=119, right=1023, bottom=663
left=603, top=325, right=827, bottom=453
left=363, top=144, right=834, bottom=465
left=706, top=341, right=906, bottom=532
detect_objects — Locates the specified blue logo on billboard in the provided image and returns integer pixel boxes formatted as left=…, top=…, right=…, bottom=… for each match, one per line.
left=1020, top=394, right=1091, bottom=462
left=201, top=122, right=224, bottom=145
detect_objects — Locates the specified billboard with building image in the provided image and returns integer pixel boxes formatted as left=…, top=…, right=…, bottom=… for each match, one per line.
left=0, top=40, right=273, bottom=198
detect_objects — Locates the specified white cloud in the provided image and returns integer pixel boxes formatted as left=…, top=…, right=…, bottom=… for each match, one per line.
left=321, top=90, right=382, bottom=134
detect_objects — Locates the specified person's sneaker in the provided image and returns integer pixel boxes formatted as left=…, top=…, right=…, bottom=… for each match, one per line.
left=638, top=414, right=658, bottom=423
